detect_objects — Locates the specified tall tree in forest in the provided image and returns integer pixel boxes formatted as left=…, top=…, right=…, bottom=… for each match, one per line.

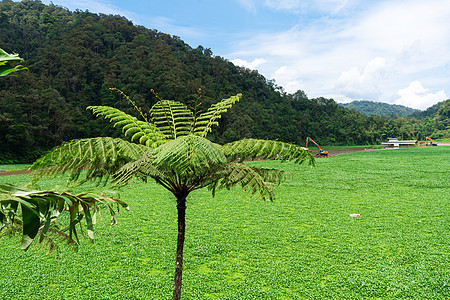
left=29, top=89, right=315, bottom=299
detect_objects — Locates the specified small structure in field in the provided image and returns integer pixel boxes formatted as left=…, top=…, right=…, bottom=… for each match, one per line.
left=381, top=138, right=417, bottom=148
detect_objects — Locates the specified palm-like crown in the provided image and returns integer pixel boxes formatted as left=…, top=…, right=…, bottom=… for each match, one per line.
left=31, top=90, right=314, bottom=200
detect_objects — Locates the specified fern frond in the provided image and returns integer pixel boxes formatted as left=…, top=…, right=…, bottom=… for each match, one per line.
left=31, top=137, right=150, bottom=183
left=252, top=167, right=286, bottom=186
left=192, top=94, right=242, bottom=137
left=87, top=106, right=166, bottom=148
left=222, top=139, right=315, bottom=166
left=210, top=163, right=276, bottom=201
left=112, top=153, right=174, bottom=190
left=112, top=154, right=152, bottom=187
left=113, top=135, right=228, bottom=191
left=109, top=88, right=149, bottom=122
left=152, top=134, right=227, bottom=176
left=150, top=100, right=194, bottom=139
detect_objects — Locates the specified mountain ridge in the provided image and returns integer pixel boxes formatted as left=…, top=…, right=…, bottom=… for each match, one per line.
left=339, top=100, right=421, bottom=117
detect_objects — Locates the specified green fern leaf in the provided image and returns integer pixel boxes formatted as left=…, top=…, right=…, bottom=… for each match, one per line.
left=150, top=100, right=194, bottom=139
left=31, top=137, right=150, bottom=183
left=193, top=94, right=242, bottom=137
left=211, top=163, right=276, bottom=200
left=112, top=154, right=164, bottom=188
left=222, top=139, right=315, bottom=166
left=151, top=134, right=226, bottom=176
left=88, top=106, right=166, bottom=147
left=112, top=135, right=228, bottom=190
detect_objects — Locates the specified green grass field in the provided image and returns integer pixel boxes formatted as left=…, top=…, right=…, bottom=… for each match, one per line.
left=1, top=146, right=449, bottom=299
left=0, top=164, right=30, bottom=171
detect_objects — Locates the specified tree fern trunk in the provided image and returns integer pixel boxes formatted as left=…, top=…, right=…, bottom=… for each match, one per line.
left=173, top=196, right=186, bottom=300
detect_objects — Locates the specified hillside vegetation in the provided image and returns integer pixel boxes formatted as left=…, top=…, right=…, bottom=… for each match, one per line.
left=339, top=100, right=420, bottom=117
left=0, top=0, right=449, bottom=163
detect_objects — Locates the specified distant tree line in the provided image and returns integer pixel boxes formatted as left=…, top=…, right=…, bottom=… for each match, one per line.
left=339, top=100, right=420, bottom=118
left=0, top=0, right=448, bottom=163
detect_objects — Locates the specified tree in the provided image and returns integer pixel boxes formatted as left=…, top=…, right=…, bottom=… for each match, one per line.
left=29, top=89, right=315, bottom=299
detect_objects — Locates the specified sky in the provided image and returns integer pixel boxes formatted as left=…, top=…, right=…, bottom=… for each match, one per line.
left=38, top=0, right=450, bottom=110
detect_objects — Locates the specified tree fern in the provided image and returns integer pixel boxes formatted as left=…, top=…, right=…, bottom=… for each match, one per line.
left=2, top=89, right=315, bottom=300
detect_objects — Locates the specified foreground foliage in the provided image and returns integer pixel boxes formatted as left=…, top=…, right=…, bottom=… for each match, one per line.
left=3, top=90, right=313, bottom=299
left=0, top=183, right=128, bottom=250
left=1, top=146, right=448, bottom=299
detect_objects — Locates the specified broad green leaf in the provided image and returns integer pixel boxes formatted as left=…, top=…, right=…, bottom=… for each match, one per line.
left=0, top=184, right=128, bottom=250
left=81, top=203, right=95, bottom=242
left=21, top=201, right=41, bottom=250
left=0, top=48, right=28, bottom=76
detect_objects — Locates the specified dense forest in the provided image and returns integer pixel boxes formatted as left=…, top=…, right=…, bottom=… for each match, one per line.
left=339, top=100, right=420, bottom=118
left=0, top=0, right=449, bottom=163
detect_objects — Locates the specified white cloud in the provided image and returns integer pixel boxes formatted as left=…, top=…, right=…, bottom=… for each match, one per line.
left=231, top=58, right=267, bottom=70
left=334, top=57, right=387, bottom=99
left=264, top=0, right=350, bottom=14
left=227, top=0, right=450, bottom=109
left=274, top=65, right=300, bottom=79
left=264, top=0, right=303, bottom=11
left=349, top=1, right=450, bottom=54
left=272, top=66, right=304, bottom=92
left=394, top=81, right=447, bottom=110
left=235, top=0, right=257, bottom=13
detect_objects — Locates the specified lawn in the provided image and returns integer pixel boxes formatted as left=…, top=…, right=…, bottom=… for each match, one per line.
left=0, top=164, right=30, bottom=171
left=1, top=146, right=449, bottom=299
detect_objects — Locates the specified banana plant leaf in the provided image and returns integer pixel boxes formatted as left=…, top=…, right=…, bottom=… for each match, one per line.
left=0, top=48, right=28, bottom=76
left=0, top=183, right=128, bottom=250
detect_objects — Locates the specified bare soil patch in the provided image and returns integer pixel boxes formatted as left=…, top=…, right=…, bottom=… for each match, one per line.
left=0, top=169, right=31, bottom=176
left=310, top=147, right=383, bottom=157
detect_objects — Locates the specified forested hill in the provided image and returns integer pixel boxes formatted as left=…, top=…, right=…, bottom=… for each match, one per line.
left=410, top=100, right=447, bottom=120
left=0, top=1, right=448, bottom=163
left=339, top=100, right=420, bottom=117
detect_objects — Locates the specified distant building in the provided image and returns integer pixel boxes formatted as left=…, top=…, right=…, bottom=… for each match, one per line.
left=381, top=138, right=417, bottom=147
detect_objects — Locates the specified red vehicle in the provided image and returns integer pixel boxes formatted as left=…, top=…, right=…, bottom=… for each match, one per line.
left=305, top=137, right=329, bottom=157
